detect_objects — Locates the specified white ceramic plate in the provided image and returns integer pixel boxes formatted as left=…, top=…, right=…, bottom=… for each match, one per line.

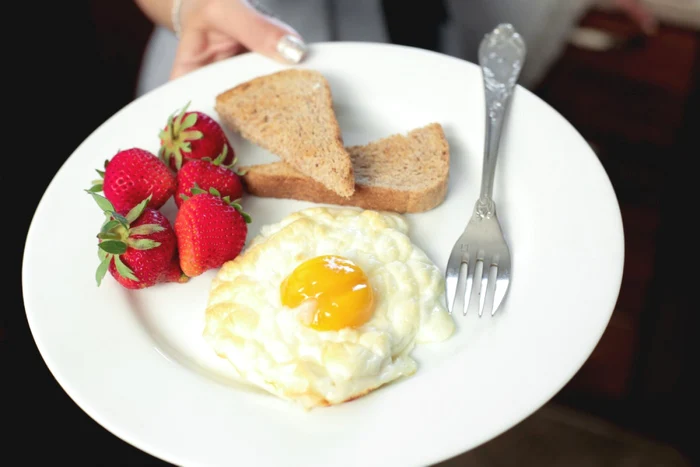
left=22, top=42, right=624, bottom=467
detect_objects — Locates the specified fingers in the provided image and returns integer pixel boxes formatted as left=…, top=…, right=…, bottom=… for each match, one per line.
left=213, top=43, right=247, bottom=62
left=206, top=0, right=308, bottom=64
left=615, top=0, right=658, bottom=35
left=170, top=28, right=209, bottom=79
left=169, top=0, right=307, bottom=80
left=171, top=30, right=245, bottom=80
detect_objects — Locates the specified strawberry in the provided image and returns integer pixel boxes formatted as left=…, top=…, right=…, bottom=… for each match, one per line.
left=159, top=255, right=188, bottom=283
left=174, top=145, right=244, bottom=208
left=175, top=187, right=251, bottom=278
left=89, top=148, right=176, bottom=214
left=158, top=101, right=235, bottom=171
left=90, top=193, right=188, bottom=289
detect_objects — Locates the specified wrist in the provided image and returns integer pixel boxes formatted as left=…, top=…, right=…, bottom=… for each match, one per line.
left=173, top=0, right=208, bottom=38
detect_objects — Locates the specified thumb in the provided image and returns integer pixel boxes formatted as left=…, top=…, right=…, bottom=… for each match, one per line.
left=209, top=0, right=308, bottom=64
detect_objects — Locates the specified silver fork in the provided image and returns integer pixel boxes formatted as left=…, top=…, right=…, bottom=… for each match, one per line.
left=445, top=23, right=526, bottom=317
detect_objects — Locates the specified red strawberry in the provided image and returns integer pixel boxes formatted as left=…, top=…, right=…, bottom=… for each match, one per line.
left=159, top=255, right=189, bottom=283
left=89, top=148, right=176, bottom=214
left=175, top=187, right=251, bottom=278
left=90, top=193, right=188, bottom=289
left=175, top=145, right=244, bottom=208
left=158, top=101, right=235, bottom=171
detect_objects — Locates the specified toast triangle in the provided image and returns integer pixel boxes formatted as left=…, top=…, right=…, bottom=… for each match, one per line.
left=240, top=123, right=449, bottom=213
left=215, top=69, right=355, bottom=198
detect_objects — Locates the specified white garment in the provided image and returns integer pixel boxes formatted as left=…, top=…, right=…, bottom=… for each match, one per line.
left=136, top=0, right=592, bottom=97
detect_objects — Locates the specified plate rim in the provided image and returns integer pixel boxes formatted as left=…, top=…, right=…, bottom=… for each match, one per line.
left=22, top=40, right=625, bottom=466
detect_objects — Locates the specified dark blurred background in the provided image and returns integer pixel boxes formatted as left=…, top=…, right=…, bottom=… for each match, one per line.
left=7, top=0, right=698, bottom=465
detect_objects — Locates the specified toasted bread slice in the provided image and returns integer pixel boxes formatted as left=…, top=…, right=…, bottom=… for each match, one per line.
left=215, top=69, right=355, bottom=198
left=240, top=123, right=449, bottom=213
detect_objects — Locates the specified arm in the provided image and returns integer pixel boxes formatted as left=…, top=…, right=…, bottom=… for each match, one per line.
left=134, top=0, right=176, bottom=31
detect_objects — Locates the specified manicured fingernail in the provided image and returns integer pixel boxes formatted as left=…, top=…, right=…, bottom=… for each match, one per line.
left=277, top=35, right=307, bottom=63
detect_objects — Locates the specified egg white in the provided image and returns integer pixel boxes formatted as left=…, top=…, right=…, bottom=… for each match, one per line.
left=203, top=207, right=455, bottom=409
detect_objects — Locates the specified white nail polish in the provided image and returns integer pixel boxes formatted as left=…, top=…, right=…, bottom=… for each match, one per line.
left=277, top=35, right=307, bottom=64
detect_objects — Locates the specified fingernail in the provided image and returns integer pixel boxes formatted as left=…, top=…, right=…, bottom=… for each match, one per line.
left=277, top=35, right=307, bottom=63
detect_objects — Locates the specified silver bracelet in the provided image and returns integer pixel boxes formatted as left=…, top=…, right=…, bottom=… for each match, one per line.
left=172, top=0, right=183, bottom=38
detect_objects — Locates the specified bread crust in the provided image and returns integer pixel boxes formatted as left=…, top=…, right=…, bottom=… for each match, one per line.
left=241, top=123, right=450, bottom=213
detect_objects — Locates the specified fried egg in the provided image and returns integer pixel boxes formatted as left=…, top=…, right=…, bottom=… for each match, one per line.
left=203, top=207, right=455, bottom=409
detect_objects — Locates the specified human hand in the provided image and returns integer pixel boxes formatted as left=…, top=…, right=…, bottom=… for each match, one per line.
left=171, top=0, right=307, bottom=79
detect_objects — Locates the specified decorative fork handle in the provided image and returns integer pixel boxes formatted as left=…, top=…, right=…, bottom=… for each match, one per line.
left=476, top=24, right=527, bottom=219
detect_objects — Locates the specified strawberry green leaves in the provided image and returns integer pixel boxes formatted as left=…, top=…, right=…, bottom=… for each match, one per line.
left=188, top=183, right=208, bottom=197
left=90, top=191, right=114, bottom=212
left=209, top=145, right=229, bottom=166
left=204, top=145, right=233, bottom=167
left=179, top=182, right=206, bottom=201
left=129, top=224, right=166, bottom=236
left=87, top=159, right=109, bottom=193
left=180, top=185, right=252, bottom=224
left=158, top=101, right=203, bottom=170
left=91, top=194, right=127, bottom=229
left=213, top=188, right=252, bottom=224
left=179, top=114, right=202, bottom=140
left=230, top=200, right=252, bottom=224
left=98, top=240, right=128, bottom=254
left=125, top=196, right=150, bottom=223
left=172, top=102, right=200, bottom=138
left=113, top=255, right=138, bottom=282
left=127, top=238, right=161, bottom=249
left=201, top=145, right=247, bottom=176
left=95, top=255, right=110, bottom=286
left=87, top=192, right=164, bottom=286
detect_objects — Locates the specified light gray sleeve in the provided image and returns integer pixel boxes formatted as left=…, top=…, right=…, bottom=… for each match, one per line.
left=441, top=0, right=593, bottom=88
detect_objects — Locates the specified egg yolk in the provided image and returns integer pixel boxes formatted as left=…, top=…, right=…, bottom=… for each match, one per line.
left=280, top=255, right=375, bottom=331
